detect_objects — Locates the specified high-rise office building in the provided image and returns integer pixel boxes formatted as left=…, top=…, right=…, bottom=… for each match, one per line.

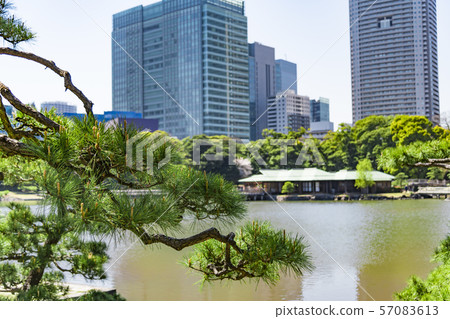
left=310, top=97, right=330, bottom=123
left=275, top=59, right=298, bottom=94
left=248, top=42, right=275, bottom=140
left=267, top=90, right=310, bottom=134
left=350, top=0, right=440, bottom=125
left=112, top=0, right=250, bottom=140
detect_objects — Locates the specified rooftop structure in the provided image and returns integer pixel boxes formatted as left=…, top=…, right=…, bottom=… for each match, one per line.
left=239, top=168, right=394, bottom=194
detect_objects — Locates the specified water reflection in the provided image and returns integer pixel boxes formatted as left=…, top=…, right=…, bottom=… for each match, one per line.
left=2, top=200, right=448, bottom=300
left=108, top=200, right=449, bottom=301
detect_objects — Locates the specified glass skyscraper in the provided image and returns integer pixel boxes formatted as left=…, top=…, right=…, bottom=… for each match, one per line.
left=275, top=59, right=298, bottom=94
left=112, top=0, right=250, bottom=139
left=350, top=0, right=440, bottom=125
left=310, top=97, right=330, bottom=123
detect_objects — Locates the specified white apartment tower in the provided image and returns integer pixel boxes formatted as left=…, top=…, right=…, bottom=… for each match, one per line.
left=267, top=90, right=310, bottom=134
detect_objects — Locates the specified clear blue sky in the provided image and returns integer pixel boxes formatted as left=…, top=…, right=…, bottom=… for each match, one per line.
left=0, top=0, right=449, bottom=126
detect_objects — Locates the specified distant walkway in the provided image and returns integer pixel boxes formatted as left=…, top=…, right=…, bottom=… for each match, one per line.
left=417, top=187, right=450, bottom=199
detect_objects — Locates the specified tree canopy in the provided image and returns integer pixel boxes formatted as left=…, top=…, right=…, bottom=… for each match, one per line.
left=0, top=0, right=34, bottom=46
left=0, top=2, right=312, bottom=300
left=355, top=158, right=375, bottom=191
left=321, top=115, right=449, bottom=179
left=379, top=138, right=450, bottom=173
left=396, top=237, right=450, bottom=301
left=180, top=134, right=250, bottom=183
left=281, top=182, right=295, bottom=194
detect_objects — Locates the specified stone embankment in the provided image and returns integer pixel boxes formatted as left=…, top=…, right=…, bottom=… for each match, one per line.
left=271, top=194, right=435, bottom=202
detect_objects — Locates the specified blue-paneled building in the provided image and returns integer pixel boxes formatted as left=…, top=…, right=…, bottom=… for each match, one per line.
left=275, top=59, right=297, bottom=94
left=63, top=111, right=142, bottom=122
left=63, top=111, right=158, bottom=132
left=112, top=0, right=250, bottom=140
left=310, top=97, right=330, bottom=123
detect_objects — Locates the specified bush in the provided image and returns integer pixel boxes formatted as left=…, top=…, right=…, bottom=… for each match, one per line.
left=395, top=235, right=450, bottom=301
left=281, top=182, right=295, bottom=194
left=70, top=290, right=126, bottom=301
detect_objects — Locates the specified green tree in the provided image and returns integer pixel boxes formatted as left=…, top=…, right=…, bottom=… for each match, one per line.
left=281, top=182, right=295, bottom=194
left=352, top=115, right=395, bottom=167
left=320, top=117, right=394, bottom=172
left=247, top=128, right=316, bottom=170
left=355, top=158, right=375, bottom=193
left=433, top=125, right=450, bottom=140
left=0, top=4, right=312, bottom=299
left=181, top=135, right=249, bottom=183
left=426, top=167, right=447, bottom=180
left=392, top=172, right=409, bottom=188
left=71, top=290, right=126, bottom=301
left=0, top=201, right=108, bottom=300
left=379, top=139, right=450, bottom=173
left=380, top=132, right=450, bottom=301
left=320, top=124, right=357, bottom=171
left=320, top=116, right=440, bottom=179
left=0, top=0, right=34, bottom=46
left=0, top=156, right=43, bottom=191
left=396, top=237, right=450, bottom=301
left=379, top=116, right=449, bottom=178
left=390, top=115, right=435, bottom=146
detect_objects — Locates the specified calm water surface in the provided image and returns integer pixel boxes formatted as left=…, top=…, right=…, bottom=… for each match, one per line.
left=106, top=200, right=450, bottom=301
left=2, top=200, right=448, bottom=301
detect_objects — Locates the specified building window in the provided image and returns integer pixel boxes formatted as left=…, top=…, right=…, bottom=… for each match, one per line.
left=378, top=17, right=392, bottom=29
left=303, top=182, right=312, bottom=193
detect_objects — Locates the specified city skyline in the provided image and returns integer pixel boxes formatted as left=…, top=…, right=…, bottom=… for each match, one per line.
left=0, top=0, right=449, bottom=128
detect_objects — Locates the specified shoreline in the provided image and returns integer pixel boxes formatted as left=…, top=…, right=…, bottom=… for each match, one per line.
left=0, top=283, right=116, bottom=301
left=246, top=193, right=448, bottom=202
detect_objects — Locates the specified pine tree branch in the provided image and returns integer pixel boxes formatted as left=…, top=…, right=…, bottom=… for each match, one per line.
left=52, top=261, right=72, bottom=273
left=0, top=254, right=28, bottom=261
left=0, top=288, right=21, bottom=293
left=146, top=226, right=259, bottom=281
left=0, top=134, right=35, bottom=157
left=0, top=95, right=15, bottom=136
left=104, top=171, right=164, bottom=189
left=415, top=159, right=450, bottom=170
left=0, top=47, right=93, bottom=115
left=138, top=227, right=243, bottom=253
left=0, top=96, right=40, bottom=140
left=0, top=81, right=60, bottom=130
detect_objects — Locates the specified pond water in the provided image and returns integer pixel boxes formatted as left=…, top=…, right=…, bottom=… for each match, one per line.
left=105, top=200, right=450, bottom=301
left=2, top=200, right=449, bottom=301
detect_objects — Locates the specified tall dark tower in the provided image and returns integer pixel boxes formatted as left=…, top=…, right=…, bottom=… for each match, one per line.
left=350, top=0, right=440, bottom=125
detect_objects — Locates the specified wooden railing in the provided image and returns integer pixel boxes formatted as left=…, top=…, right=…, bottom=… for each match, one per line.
left=408, top=179, right=448, bottom=187
left=417, top=187, right=450, bottom=195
